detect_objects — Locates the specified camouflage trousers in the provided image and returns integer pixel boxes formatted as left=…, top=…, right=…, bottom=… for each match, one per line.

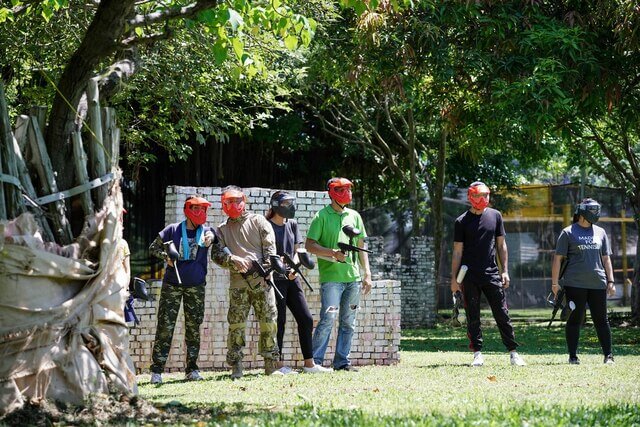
left=150, top=282, right=205, bottom=374
left=226, top=285, right=279, bottom=366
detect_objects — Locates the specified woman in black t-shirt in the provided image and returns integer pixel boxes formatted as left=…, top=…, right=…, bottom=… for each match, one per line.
left=267, top=191, right=332, bottom=374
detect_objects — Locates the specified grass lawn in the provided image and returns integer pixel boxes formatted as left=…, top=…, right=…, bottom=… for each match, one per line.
left=135, top=309, right=640, bottom=426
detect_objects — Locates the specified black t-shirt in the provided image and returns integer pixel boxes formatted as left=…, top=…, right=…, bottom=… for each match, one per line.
left=269, top=218, right=303, bottom=279
left=453, top=208, right=505, bottom=285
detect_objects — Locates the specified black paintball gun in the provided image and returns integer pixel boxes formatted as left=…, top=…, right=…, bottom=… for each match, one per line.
left=163, top=241, right=182, bottom=284
left=338, top=225, right=373, bottom=263
left=547, top=288, right=566, bottom=328
left=243, top=255, right=287, bottom=299
left=124, top=277, right=152, bottom=325
left=451, top=290, right=464, bottom=327
left=547, top=259, right=574, bottom=328
left=282, top=248, right=315, bottom=292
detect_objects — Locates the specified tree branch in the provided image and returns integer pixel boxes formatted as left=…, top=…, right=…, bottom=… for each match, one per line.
left=128, top=0, right=219, bottom=28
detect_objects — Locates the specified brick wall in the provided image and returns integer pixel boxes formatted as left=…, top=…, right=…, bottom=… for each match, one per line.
left=368, top=236, right=436, bottom=328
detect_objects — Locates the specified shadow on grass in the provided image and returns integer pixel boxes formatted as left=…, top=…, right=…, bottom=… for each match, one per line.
left=402, top=322, right=640, bottom=356
left=8, top=400, right=636, bottom=426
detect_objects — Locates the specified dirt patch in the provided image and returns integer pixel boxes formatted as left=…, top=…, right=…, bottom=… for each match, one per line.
left=0, top=394, right=219, bottom=426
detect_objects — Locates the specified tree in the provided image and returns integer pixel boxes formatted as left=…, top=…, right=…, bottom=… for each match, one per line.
left=0, top=0, right=316, bottom=234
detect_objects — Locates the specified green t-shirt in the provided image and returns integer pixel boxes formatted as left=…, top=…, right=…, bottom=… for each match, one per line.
left=306, top=205, right=367, bottom=283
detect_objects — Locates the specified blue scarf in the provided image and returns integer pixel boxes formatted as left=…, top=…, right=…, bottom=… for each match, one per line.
left=180, top=221, right=205, bottom=261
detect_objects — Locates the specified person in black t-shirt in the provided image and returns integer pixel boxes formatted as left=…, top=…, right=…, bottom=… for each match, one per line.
left=267, top=191, right=332, bottom=374
left=450, top=182, right=526, bottom=367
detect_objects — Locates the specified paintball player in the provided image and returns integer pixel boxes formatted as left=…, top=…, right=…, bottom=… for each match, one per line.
left=210, top=186, right=281, bottom=379
left=305, top=177, right=372, bottom=372
left=148, top=195, right=214, bottom=384
left=551, top=198, right=616, bottom=365
left=450, top=182, right=526, bottom=367
left=266, top=191, right=332, bottom=374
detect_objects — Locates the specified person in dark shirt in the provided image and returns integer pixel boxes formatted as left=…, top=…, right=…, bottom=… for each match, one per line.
left=267, top=191, right=332, bottom=374
left=450, top=182, right=525, bottom=367
left=551, top=198, right=616, bottom=365
left=148, top=195, right=214, bottom=384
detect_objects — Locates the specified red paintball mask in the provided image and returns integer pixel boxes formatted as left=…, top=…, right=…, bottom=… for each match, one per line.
left=184, top=196, right=211, bottom=226
left=222, top=190, right=246, bottom=219
left=467, top=182, right=490, bottom=211
left=327, top=177, right=353, bottom=205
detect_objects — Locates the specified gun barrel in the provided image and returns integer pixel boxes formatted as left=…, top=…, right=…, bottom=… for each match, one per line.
left=337, top=242, right=373, bottom=254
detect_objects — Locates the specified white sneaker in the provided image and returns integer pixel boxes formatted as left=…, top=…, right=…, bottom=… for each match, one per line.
left=510, top=351, right=526, bottom=366
left=278, top=366, right=299, bottom=375
left=471, top=351, right=484, bottom=367
left=303, top=365, right=333, bottom=373
left=186, top=370, right=204, bottom=381
left=150, top=372, right=162, bottom=384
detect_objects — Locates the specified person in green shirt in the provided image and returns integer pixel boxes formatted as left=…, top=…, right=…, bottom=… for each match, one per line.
left=305, top=177, right=372, bottom=372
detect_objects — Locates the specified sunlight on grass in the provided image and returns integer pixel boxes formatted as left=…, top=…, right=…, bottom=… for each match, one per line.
left=138, top=312, right=640, bottom=425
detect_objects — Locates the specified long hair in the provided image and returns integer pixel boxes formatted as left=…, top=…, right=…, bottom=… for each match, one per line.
left=266, top=190, right=287, bottom=220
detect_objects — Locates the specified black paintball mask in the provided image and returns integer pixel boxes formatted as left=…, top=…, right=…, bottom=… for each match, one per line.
left=270, top=192, right=296, bottom=219
left=575, top=199, right=601, bottom=224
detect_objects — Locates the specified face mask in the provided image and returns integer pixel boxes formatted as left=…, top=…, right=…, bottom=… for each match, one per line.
left=469, top=195, right=489, bottom=210
left=329, top=187, right=352, bottom=205
left=223, top=201, right=245, bottom=219
left=185, top=207, right=207, bottom=225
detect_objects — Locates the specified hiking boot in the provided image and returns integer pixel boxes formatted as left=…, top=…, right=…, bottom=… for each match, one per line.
left=230, top=363, right=243, bottom=380
left=264, top=359, right=284, bottom=376
left=150, top=373, right=162, bottom=384
left=569, top=356, right=580, bottom=365
left=471, top=351, right=484, bottom=367
left=302, top=365, right=333, bottom=374
left=604, top=354, right=615, bottom=365
left=510, top=351, right=526, bottom=366
left=186, top=370, right=204, bottom=381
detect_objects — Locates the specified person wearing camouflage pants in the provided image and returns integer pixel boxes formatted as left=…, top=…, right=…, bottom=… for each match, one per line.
left=211, top=185, right=280, bottom=379
left=148, top=196, right=214, bottom=383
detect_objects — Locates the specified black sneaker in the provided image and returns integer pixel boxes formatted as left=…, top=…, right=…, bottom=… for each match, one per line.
left=335, top=365, right=359, bottom=372
left=568, top=356, right=580, bottom=365
left=604, top=354, right=615, bottom=365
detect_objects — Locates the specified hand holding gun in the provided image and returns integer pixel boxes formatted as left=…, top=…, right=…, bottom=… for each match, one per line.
left=245, top=255, right=287, bottom=299
left=339, top=225, right=373, bottom=264
left=283, top=248, right=315, bottom=292
left=163, top=241, right=182, bottom=284
left=452, top=290, right=464, bottom=327
left=547, top=288, right=575, bottom=328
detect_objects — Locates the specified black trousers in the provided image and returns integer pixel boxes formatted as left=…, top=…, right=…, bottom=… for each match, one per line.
left=274, top=278, right=314, bottom=360
left=462, top=278, right=518, bottom=352
left=564, top=286, right=612, bottom=358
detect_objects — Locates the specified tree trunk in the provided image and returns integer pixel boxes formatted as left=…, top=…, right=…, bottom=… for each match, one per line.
left=433, top=125, right=447, bottom=310
left=407, top=108, right=419, bottom=234
left=46, top=1, right=135, bottom=192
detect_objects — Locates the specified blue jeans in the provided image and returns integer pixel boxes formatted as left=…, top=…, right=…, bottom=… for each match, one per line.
left=312, top=281, right=361, bottom=368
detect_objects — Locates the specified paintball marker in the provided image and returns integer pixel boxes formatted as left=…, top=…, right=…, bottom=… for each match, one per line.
left=163, top=241, right=182, bottom=284
left=547, top=289, right=575, bottom=328
left=547, top=258, right=574, bottom=328
left=451, top=290, right=464, bottom=327
left=282, top=248, right=315, bottom=292
left=243, top=255, right=287, bottom=299
left=124, top=277, right=152, bottom=325
left=338, top=225, right=373, bottom=263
